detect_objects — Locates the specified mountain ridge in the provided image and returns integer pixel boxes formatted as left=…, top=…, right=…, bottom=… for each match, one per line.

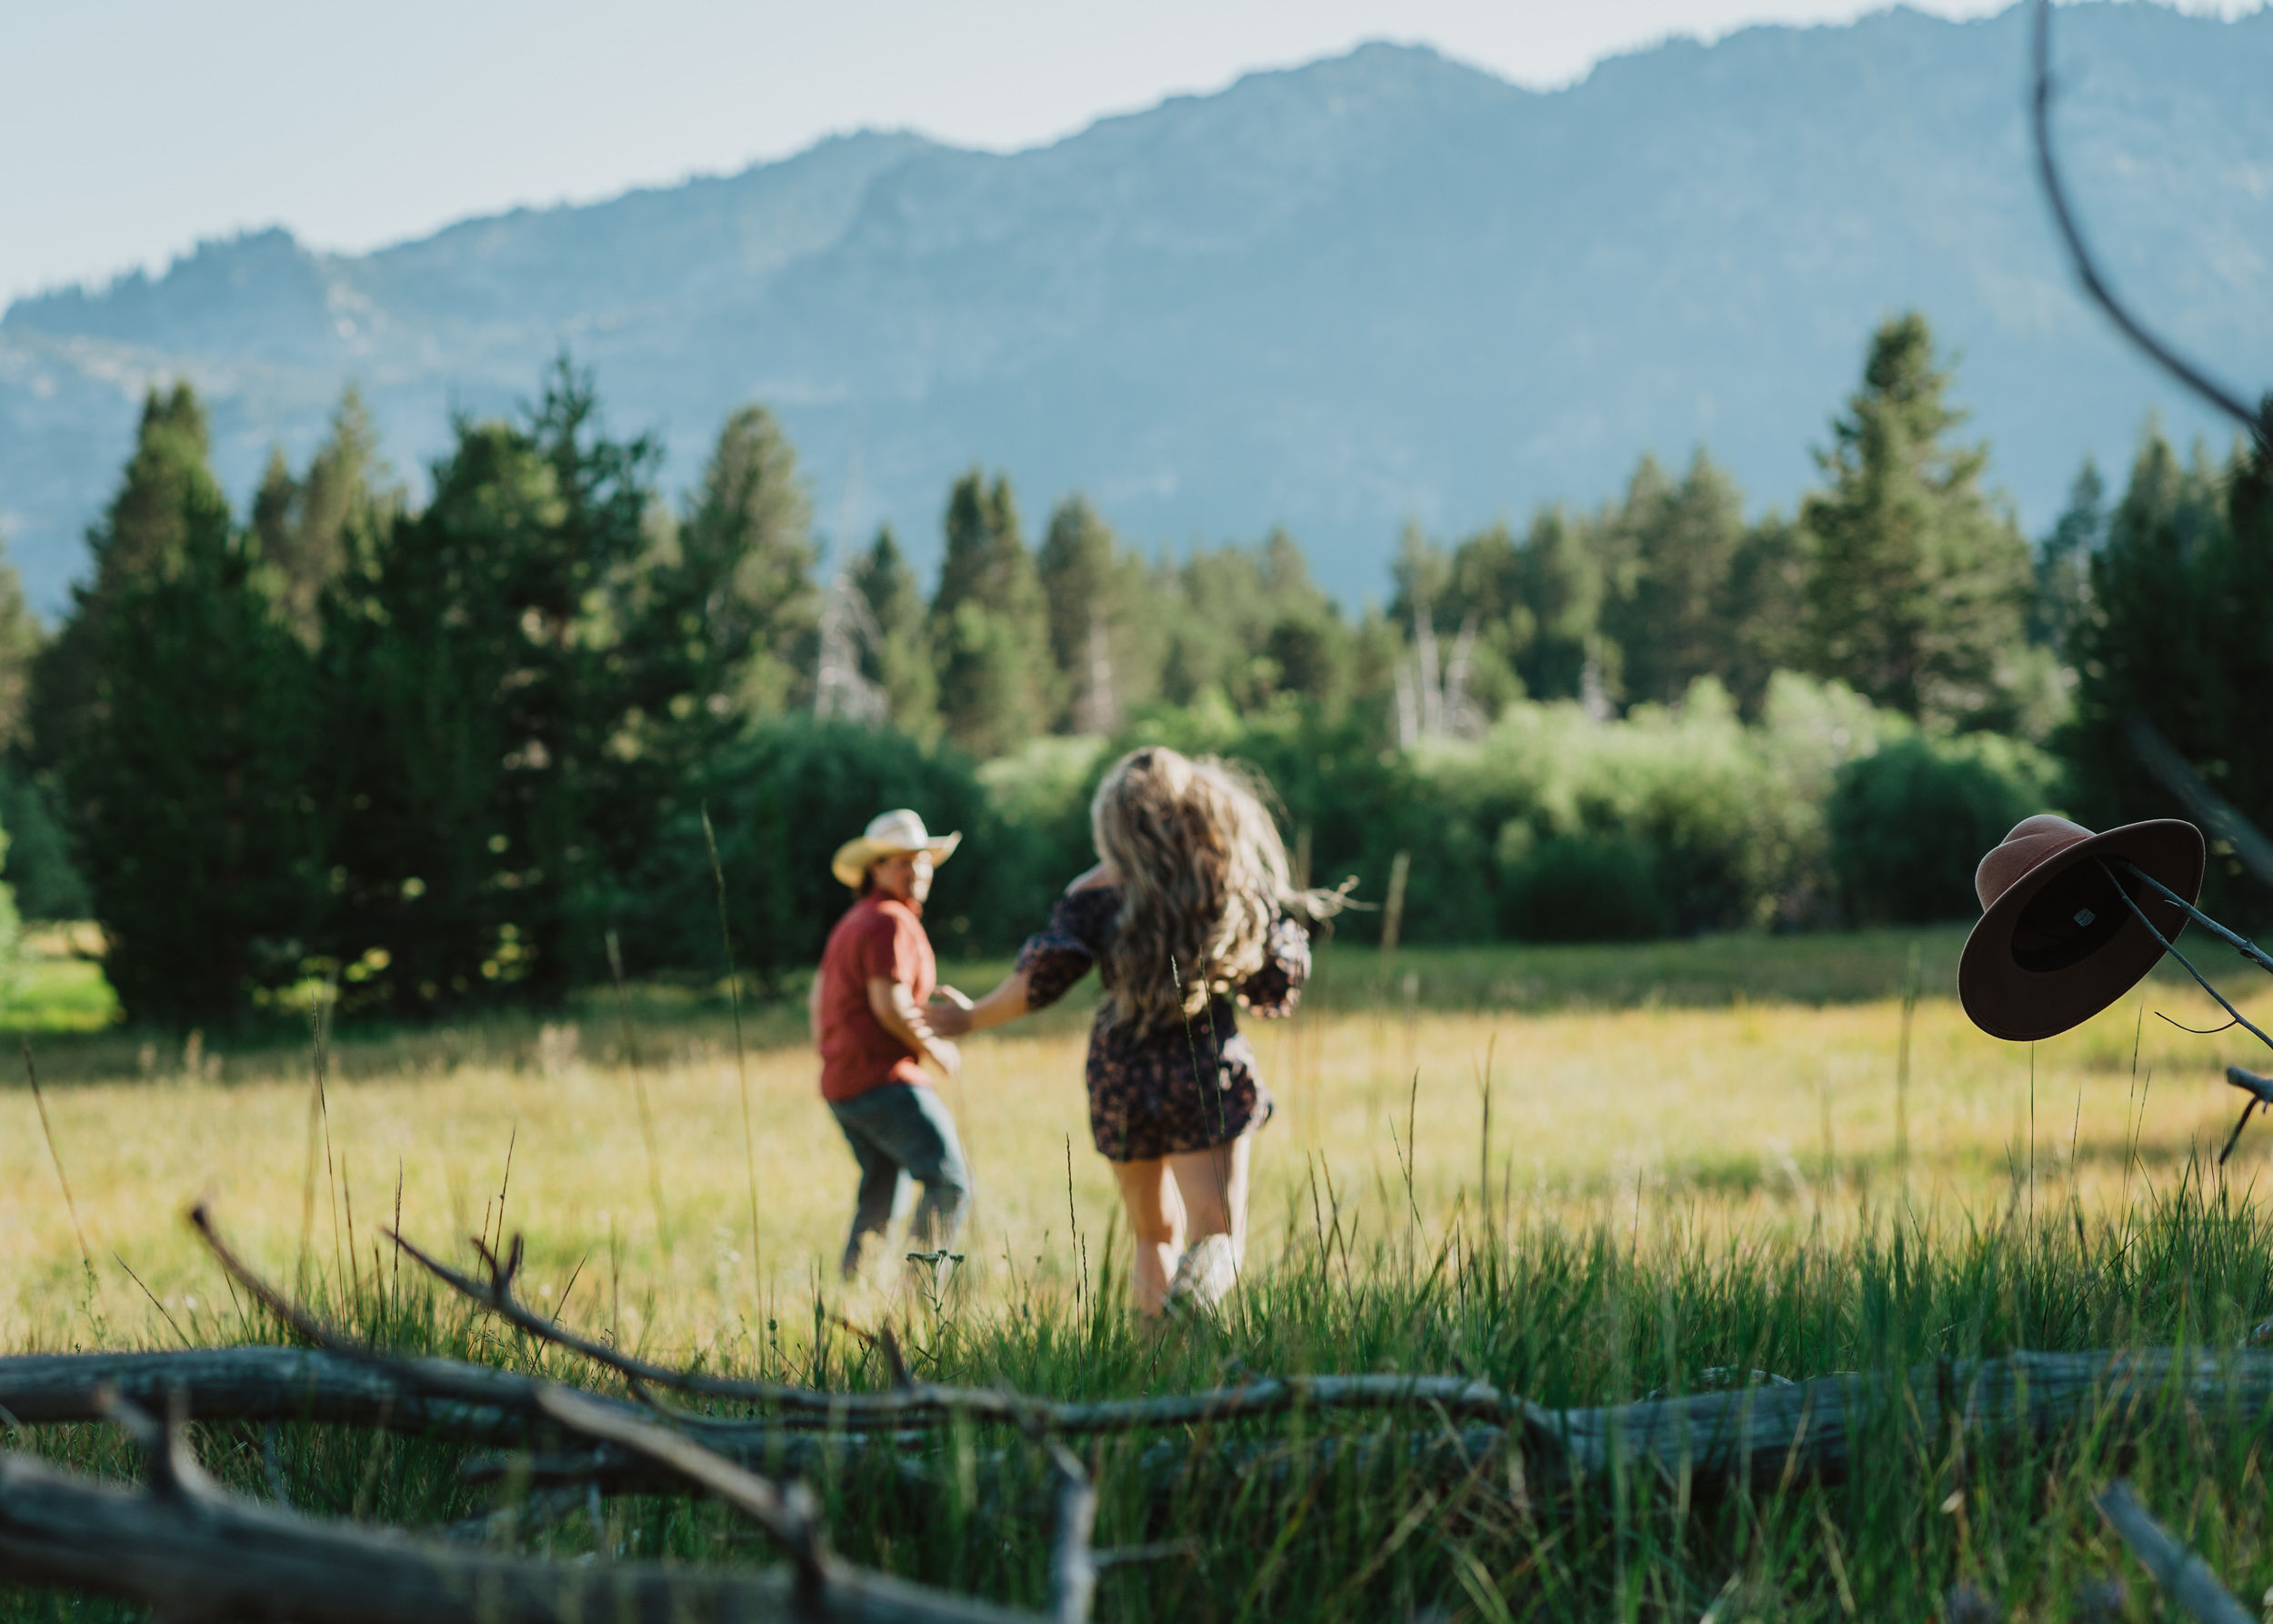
left=4, top=5, right=2269, bottom=615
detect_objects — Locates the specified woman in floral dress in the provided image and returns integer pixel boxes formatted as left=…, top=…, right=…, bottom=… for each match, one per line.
left=934, top=747, right=1346, bottom=1315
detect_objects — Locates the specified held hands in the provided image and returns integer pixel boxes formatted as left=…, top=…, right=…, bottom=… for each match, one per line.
left=928, top=986, right=975, bottom=1038
left=923, top=1035, right=962, bottom=1078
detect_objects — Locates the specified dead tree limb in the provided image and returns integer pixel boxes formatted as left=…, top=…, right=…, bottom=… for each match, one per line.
left=2095, top=1479, right=2255, bottom=1624
left=1, top=1346, right=543, bottom=1442
left=395, top=1222, right=1527, bottom=1436
left=18, top=1338, right=2273, bottom=1505
left=464, top=1345, right=2273, bottom=1519
left=0, top=1344, right=920, bottom=1493
left=2031, top=0, right=2268, bottom=445
left=0, top=1388, right=1050, bottom=1624
left=1540, top=1348, right=2273, bottom=1489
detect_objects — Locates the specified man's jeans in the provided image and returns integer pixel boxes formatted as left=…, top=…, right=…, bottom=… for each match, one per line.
left=828, top=1083, right=970, bottom=1279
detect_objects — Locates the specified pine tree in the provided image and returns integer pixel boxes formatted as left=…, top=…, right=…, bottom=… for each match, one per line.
left=0, top=526, right=52, bottom=931
left=1602, top=449, right=1747, bottom=707
left=1424, top=523, right=1524, bottom=717
left=851, top=526, right=942, bottom=741
left=2032, top=457, right=2107, bottom=658
left=1719, top=514, right=1809, bottom=714
left=1387, top=524, right=1453, bottom=629
left=2068, top=417, right=2273, bottom=924
left=1036, top=495, right=1117, bottom=732
left=27, top=383, right=220, bottom=777
left=317, top=361, right=662, bottom=1012
left=1037, top=495, right=1165, bottom=732
left=250, top=389, right=389, bottom=645
left=0, top=528, right=42, bottom=754
left=667, top=405, right=818, bottom=721
left=64, top=468, right=318, bottom=1025
left=1257, top=530, right=1353, bottom=712
left=931, top=470, right=1051, bottom=757
left=1800, top=312, right=2033, bottom=727
left=1510, top=507, right=1607, bottom=704
left=1160, top=533, right=1351, bottom=716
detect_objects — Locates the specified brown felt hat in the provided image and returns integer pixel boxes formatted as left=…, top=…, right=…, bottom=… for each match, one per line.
left=1958, top=814, right=2205, bottom=1042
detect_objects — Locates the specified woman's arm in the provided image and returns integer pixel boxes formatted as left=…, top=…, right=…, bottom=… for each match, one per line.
left=928, top=969, right=1030, bottom=1037
left=934, top=870, right=1111, bottom=1037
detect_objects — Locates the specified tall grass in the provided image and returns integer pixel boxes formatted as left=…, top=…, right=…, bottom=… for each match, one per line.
left=11, top=927, right=2273, bottom=1619
left=12, top=1160, right=2273, bottom=1621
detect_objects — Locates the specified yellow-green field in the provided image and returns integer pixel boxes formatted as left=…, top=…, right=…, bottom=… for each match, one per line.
left=6, top=927, right=2265, bottom=1354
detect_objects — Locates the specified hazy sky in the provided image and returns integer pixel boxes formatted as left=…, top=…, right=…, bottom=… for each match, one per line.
left=1, top=0, right=2250, bottom=306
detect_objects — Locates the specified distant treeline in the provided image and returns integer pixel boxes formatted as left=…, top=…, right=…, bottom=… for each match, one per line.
left=0, top=308, right=2264, bottom=1029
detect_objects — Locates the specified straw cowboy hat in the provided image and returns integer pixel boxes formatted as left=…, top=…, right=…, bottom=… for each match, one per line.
left=1958, top=813, right=2204, bottom=1042
left=831, top=809, right=963, bottom=889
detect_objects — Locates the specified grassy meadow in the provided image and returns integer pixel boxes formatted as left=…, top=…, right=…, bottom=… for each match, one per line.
left=10, top=925, right=2273, bottom=1619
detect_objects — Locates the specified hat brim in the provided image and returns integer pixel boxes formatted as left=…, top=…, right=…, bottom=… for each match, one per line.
left=1958, top=818, right=2204, bottom=1042
left=830, top=831, right=962, bottom=889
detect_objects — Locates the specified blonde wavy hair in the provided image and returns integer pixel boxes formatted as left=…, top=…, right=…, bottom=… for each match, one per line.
left=1090, top=747, right=1348, bottom=1034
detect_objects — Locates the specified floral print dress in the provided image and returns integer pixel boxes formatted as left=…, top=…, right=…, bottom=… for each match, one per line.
left=1015, top=884, right=1311, bottom=1162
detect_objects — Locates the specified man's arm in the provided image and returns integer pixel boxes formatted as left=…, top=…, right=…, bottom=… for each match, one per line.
left=807, top=970, right=826, bottom=1048
left=866, top=977, right=960, bottom=1077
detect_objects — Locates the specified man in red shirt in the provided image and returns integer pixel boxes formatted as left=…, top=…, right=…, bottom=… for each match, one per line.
left=812, top=809, right=971, bottom=1281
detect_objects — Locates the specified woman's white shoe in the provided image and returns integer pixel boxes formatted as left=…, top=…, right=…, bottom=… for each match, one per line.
left=1163, top=1232, right=1238, bottom=1314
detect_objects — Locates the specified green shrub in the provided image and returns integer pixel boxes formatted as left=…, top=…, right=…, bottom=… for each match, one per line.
left=1110, top=699, right=1492, bottom=945
left=975, top=735, right=1113, bottom=940
left=1420, top=679, right=1778, bottom=937
left=0, top=766, right=90, bottom=921
left=1497, top=830, right=1667, bottom=942
left=1827, top=733, right=2064, bottom=924
left=610, top=718, right=1003, bottom=991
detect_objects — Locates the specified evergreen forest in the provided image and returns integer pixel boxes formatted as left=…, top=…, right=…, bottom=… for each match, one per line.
left=1, top=309, right=2265, bottom=1029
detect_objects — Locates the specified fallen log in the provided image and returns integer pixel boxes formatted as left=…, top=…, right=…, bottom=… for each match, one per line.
left=0, top=1345, right=544, bottom=1441
left=0, top=1344, right=880, bottom=1478
left=1539, top=1348, right=2273, bottom=1489
left=0, top=1388, right=1058, bottom=1624
left=15, top=1346, right=2273, bottom=1499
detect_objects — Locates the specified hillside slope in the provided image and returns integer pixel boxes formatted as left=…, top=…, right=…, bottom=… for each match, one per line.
left=3, top=3, right=2268, bottom=611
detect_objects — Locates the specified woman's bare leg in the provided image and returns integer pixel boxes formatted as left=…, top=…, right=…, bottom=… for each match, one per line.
left=1167, top=1133, right=1251, bottom=1262
left=1111, top=1157, right=1187, bottom=1317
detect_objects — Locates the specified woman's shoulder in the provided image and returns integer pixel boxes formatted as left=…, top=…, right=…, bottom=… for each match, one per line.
left=1064, top=862, right=1120, bottom=897
left=1047, top=876, right=1120, bottom=940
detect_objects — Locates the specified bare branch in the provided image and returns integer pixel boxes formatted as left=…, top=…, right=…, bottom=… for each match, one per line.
left=2126, top=717, right=2273, bottom=895
left=95, top=1387, right=218, bottom=1505
left=191, top=1205, right=613, bottom=1426
left=2096, top=1479, right=2256, bottom=1624
left=394, top=1226, right=1532, bottom=1436
left=2031, top=0, right=2268, bottom=443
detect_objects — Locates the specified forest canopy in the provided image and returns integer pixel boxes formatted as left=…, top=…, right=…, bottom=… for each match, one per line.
left=0, top=310, right=2260, bottom=1028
